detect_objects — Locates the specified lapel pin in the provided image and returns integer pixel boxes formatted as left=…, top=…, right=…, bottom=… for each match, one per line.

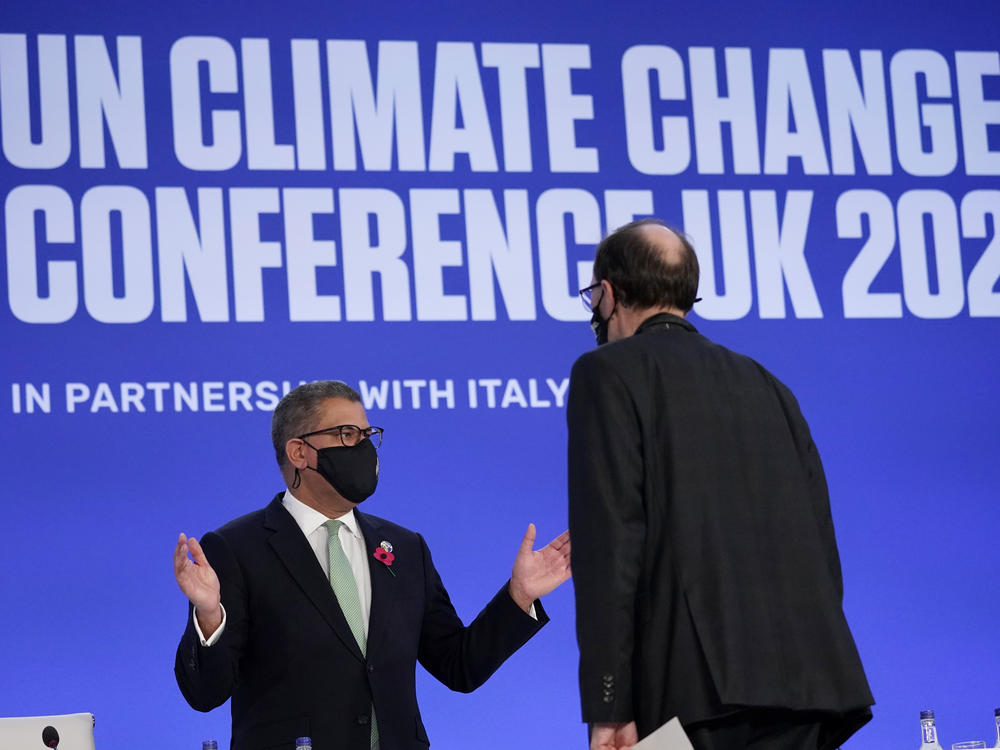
left=373, top=541, right=396, bottom=577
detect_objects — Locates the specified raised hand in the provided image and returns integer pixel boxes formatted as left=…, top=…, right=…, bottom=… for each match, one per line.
left=174, top=533, right=223, bottom=635
left=591, top=722, right=638, bottom=750
left=509, top=524, right=571, bottom=612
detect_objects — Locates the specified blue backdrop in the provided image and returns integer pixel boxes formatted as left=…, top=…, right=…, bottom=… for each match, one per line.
left=2, top=0, right=998, bottom=747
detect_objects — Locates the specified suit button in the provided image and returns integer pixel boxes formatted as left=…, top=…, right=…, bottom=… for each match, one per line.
left=356, top=714, right=370, bottom=725
left=368, top=664, right=375, bottom=673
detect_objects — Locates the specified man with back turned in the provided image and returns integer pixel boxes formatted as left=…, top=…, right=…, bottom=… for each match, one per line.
left=568, top=219, right=873, bottom=750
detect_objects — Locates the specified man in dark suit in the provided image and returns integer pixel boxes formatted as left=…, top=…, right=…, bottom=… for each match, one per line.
left=568, top=219, right=873, bottom=750
left=174, top=380, right=571, bottom=750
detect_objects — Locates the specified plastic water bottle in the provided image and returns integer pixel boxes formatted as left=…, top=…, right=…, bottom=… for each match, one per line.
left=992, top=708, right=1000, bottom=748
left=919, top=710, right=944, bottom=749
left=202, top=742, right=218, bottom=750
left=295, top=738, right=312, bottom=750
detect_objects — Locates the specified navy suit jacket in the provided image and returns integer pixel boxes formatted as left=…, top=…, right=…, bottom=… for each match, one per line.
left=175, top=494, right=547, bottom=750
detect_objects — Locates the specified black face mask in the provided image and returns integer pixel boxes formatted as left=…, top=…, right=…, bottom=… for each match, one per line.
left=590, top=293, right=617, bottom=346
left=590, top=308, right=609, bottom=345
left=304, top=438, right=379, bottom=504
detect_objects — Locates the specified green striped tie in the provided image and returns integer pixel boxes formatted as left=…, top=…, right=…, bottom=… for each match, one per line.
left=324, top=519, right=366, bottom=652
left=324, top=520, right=378, bottom=748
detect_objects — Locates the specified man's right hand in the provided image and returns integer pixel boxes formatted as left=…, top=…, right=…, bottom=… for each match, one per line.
left=174, top=533, right=223, bottom=637
left=590, top=722, right=638, bottom=750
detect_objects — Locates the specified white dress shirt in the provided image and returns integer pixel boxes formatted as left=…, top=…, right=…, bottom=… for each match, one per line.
left=281, top=490, right=373, bottom=634
left=193, top=490, right=374, bottom=646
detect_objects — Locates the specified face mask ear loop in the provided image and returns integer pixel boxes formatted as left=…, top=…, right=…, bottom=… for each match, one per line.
left=598, top=283, right=619, bottom=323
left=291, top=437, right=320, bottom=491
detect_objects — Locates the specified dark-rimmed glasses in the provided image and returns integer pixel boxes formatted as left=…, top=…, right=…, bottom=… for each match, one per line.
left=579, top=282, right=602, bottom=312
left=298, top=424, right=384, bottom=449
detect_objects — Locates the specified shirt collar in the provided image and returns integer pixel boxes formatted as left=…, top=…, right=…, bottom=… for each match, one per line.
left=282, top=490, right=362, bottom=540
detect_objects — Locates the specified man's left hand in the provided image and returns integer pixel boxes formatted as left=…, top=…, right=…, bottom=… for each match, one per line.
left=591, top=722, right=638, bottom=750
left=509, top=524, right=571, bottom=612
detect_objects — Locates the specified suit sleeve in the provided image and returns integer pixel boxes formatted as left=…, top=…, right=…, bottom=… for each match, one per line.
left=567, top=352, right=645, bottom=723
left=772, top=378, right=844, bottom=600
left=416, top=534, right=548, bottom=693
left=174, top=530, right=249, bottom=711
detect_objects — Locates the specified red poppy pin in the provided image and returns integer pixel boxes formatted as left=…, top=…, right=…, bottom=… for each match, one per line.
left=373, top=541, right=396, bottom=577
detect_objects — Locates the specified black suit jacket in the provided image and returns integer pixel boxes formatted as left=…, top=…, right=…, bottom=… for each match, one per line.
left=175, top=495, right=547, bottom=750
left=568, top=314, right=873, bottom=744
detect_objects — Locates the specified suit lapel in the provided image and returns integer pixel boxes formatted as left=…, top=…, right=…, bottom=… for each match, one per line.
left=357, top=511, right=396, bottom=660
left=263, top=497, right=366, bottom=664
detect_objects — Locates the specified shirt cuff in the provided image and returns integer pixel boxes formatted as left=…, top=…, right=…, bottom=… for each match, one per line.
left=192, top=604, right=227, bottom=647
left=528, top=602, right=537, bottom=620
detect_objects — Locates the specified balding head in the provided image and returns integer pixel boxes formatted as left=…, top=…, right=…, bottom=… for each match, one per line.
left=640, top=222, right=687, bottom=265
left=592, top=218, right=700, bottom=313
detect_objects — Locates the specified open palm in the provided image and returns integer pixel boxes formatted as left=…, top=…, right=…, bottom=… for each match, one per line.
left=510, top=524, right=571, bottom=609
left=173, top=533, right=221, bottom=613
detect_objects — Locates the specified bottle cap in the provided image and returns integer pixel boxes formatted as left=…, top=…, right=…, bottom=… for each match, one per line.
left=994, top=707, right=1000, bottom=717
left=295, top=739, right=312, bottom=747
left=920, top=710, right=935, bottom=720
left=202, top=743, right=219, bottom=750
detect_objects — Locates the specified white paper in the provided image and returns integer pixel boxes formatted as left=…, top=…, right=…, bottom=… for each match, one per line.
left=632, top=717, right=695, bottom=750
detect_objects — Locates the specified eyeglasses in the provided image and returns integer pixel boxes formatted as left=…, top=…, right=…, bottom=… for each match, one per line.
left=579, top=282, right=602, bottom=312
left=298, top=424, right=384, bottom=449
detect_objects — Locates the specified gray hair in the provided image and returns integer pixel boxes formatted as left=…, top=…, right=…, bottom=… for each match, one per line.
left=271, top=380, right=361, bottom=467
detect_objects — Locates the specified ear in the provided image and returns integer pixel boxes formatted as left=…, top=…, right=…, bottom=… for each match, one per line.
left=285, top=438, right=309, bottom=470
left=600, top=279, right=617, bottom=312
